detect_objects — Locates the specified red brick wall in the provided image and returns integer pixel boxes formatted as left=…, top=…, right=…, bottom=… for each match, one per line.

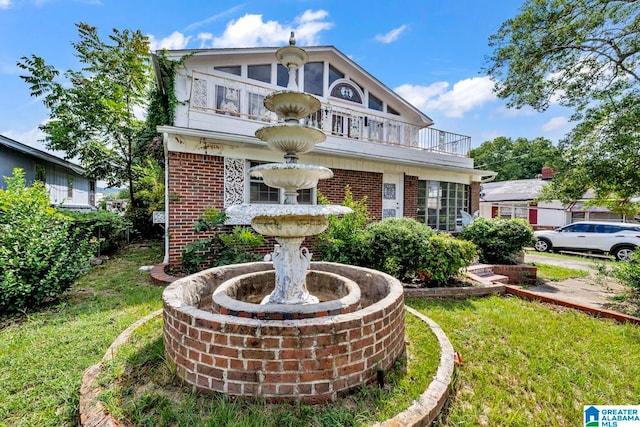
left=403, top=175, right=418, bottom=219
left=470, top=181, right=481, bottom=214
left=168, top=152, right=225, bottom=266
left=317, top=168, right=383, bottom=221
left=162, top=263, right=406, bottom=403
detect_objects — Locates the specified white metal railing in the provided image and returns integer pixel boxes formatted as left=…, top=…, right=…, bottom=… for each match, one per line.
left=188, top=70, right=471, bottom=157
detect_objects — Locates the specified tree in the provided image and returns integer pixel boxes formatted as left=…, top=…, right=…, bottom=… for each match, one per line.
left=17, top=23, right=151, bottom=224
left=471, top=136, right=560, bottom=181
left=484, top=0, right=640, bottom=210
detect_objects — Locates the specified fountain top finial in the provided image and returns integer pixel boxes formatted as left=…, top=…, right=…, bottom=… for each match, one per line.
left=289, top=31, right=296, bottom=46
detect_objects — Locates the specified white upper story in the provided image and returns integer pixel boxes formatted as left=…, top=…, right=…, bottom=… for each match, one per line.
left=155, top=45, right=487, bottom=179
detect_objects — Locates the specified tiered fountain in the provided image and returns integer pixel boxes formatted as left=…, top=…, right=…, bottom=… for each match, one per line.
left=162, top=34, right=406, bottom=403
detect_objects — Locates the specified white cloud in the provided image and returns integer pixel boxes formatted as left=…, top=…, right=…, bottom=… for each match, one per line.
left=205, top=9, right=333, bottom=48
left=2, top=126, right=66, bottom=157
left=493, top=104, right=537, bottom=118
left=542, top=116, right=569, bottom=132
left=0, top=0, right=10, bottom=9
left=375, top=25, right=408, bottom=44
left=147, top=31, right=192, bottom=51
left=395, top=76, right=497, bottom=118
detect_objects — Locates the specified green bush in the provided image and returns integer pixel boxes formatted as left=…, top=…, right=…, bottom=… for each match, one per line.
left=0, top=169, right=96, bottom=313
left=458, top=217, right=535, bottom=264
left=414, top=234, right=477, bottom=286
left=63, top=210, right=130, bottom=255
left=316, top=186, right=372, bottom=265
left=613, top=247, right=640, bottom=292
left=363, top=217, right=435, bottom=280
left=181, top=208, right=264, bottom=273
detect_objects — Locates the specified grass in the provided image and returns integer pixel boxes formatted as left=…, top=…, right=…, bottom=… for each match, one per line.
left=1, top=242, right=639, bottom=426
left=0, top=242, right=165, bottom=427
left=407, top=297, right=640, bottom=426
left=525, top=249, right=614, bottom=264
left=534, top=262, right=590, bottom=281
left=96, top=311, right=441, bottom=427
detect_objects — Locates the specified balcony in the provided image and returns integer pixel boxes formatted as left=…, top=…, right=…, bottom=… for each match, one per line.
left=187, top=70, right=471, bottom=157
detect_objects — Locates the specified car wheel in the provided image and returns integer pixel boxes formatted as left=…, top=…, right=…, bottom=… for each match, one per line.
left=613, top=245, right=636, bottom=262
left=534, top=238, right=552, bottom=252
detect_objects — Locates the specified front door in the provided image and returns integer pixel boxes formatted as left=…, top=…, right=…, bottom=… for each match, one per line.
left=382, top=173, right=404, bottom=219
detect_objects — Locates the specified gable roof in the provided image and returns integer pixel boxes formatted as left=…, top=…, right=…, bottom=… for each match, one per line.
left=481, top=179, right=548, bottom=202
left=154, top=45, right=434, bottom=127
left=0, top=134, right=86, bottom=175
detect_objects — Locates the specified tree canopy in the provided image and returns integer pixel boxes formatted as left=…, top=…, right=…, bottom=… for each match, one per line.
left=471, top=136, right=560, bottom=181
left=17, top=23, right=151, bottom=212
left=484, top=0, right=640, bottom=211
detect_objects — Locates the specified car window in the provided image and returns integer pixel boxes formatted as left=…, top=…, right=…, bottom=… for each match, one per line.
left=562, top=224, right=591, bottom=232
left=593, top=224, right=622, bottom=233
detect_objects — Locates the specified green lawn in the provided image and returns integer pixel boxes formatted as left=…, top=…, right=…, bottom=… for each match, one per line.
left=1, top=242, right=639, bottom=426
left=534, top=262, right=590, bottom=281
left=408, top=297, right=640, bottom=426
left=0, top=243, right=165, bottom=427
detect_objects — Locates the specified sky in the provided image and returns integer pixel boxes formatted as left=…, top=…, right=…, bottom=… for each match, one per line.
left=0, top=0, right=575, bottom=159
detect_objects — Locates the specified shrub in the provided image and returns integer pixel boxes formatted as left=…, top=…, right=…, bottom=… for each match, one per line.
left=181, top=208, right=264, bottom=273
left=613, top=247, right=640, bottom=292
left=459, top=217, right=535, bottom=264
left=414, top=234, right=477, bottom=287
left=0, top=169, right=96, bottom=313
left=364, top=217, right=435, bottom=280
left=63, top=210, right=130, bottom=255
left=316, top=186, right=372, bottom=265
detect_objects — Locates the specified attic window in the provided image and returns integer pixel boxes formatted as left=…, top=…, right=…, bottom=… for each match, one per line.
left=369, top=94, right=383, bottom=111
left=330, top=82, right=362, bottom=104
left=304, top=62, right=324, bottom=96
left=248, top=64, right=271, bottom=83
left=215, top=66, right=241, bottom=76
left=328, top=65, right=344, bottom=86
left=277, top=64, right=297, bottom=88
left=387, top=105, right=400, bottom=115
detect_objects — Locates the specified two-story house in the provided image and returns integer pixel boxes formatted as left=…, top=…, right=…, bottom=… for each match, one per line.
left=154, top=45, right=494, bottom=265
left=0, top=134, right=95, bottom=210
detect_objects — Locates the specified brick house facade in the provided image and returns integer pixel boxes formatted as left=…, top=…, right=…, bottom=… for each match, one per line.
left=156, top=45, right=493, bottom=266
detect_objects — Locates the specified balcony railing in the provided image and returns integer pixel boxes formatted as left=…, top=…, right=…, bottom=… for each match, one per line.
left=188, top=70, right=471, bottom=157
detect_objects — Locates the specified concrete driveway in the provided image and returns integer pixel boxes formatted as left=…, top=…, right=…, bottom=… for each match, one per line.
left=521, top=253, right=626, bottom=310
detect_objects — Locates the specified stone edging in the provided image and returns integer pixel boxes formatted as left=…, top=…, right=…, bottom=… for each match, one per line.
left=79, top=310, right=163, bottom=427
left=79, top=305, right=454, bottom=427
left=403, top=284, right=505, bottom=298
left=505, top=285, right=640, bottom=325
left=375, top=306, right=455, bottom=427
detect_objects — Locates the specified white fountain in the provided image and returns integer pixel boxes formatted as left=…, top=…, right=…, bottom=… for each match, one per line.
left=226, top=32, right=351, bottom=305
left=163, top=35, right=406, bottom=403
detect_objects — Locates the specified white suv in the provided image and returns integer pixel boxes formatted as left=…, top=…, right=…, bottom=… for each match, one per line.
left=534, top=221, right=640, bottom=261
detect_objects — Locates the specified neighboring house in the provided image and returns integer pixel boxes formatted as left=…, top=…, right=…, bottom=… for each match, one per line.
left=478, top=168, right=627, bottom=228
left=154, top=45, right=495, bottom=265
left=0, top=134, right=95, bottom=210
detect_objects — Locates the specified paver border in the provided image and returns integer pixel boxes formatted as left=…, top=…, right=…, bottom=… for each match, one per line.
left=79, top=305, right=455, bottom=427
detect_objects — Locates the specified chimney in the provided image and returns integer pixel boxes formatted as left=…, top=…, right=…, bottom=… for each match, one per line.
left=540, top=167, right=555, bottom=180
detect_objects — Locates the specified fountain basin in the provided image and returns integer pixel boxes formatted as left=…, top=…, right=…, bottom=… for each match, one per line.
left=264, top=91, right=321, bottom=121
left=211, top=270, right=361, bottom=319
left=256, top=124, right=326, bottom=155
left=249, top=163, right=333, bottom=191
left=162, top=262, right=405, bottom=403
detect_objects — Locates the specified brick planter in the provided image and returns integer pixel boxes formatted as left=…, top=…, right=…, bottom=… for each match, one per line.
left=493, top=264, right=537, bottom=285
left=162, top=262, right=405, bottom=403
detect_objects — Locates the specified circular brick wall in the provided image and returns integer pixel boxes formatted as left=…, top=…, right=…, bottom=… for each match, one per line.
left=162, top=262, right=405, bottom=403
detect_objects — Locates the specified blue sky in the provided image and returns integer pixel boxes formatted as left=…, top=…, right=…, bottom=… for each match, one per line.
left=0, top=0, right=574, bottom=156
